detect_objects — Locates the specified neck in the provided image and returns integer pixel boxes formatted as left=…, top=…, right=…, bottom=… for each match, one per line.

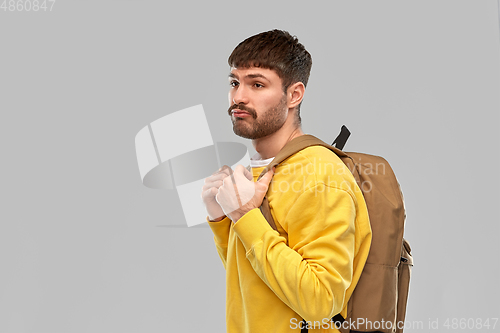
left=251, top=123, right=305, bottom=160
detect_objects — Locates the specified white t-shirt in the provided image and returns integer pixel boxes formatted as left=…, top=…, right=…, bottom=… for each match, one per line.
left=249, top=153, right=274, bottom=168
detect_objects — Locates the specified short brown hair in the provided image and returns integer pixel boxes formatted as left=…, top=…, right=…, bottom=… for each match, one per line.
left=228, top=30, right=312, bottom=122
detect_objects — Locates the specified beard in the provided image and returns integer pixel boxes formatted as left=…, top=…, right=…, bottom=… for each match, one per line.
left=229, top=96, right=288, bottom=140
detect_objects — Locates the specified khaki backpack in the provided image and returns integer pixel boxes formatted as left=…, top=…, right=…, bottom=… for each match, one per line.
left=256, top=127, right=413, bottom=333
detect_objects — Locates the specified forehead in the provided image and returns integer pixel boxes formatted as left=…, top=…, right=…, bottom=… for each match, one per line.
left=229, top=66, right=281, bottom=82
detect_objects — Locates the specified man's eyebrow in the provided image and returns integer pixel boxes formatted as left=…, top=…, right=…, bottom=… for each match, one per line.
left=246, top=73, right=270, bottom=81
left=228, top=73, right=270, bottom=81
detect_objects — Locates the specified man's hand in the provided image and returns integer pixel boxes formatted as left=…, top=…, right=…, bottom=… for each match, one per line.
left=201, top=165, right=233, bottom=221
left=215, top=164, right=274, bottom=222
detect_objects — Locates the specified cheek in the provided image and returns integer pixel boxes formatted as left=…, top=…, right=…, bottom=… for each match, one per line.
left=264, top=93, right=284, bottom=108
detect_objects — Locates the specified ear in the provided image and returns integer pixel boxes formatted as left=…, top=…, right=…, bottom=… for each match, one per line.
left=286, top=82, right=305, bottom=110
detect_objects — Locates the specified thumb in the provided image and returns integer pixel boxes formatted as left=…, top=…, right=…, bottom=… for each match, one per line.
left=258, top=167, right=275, bottom=187
left=242, top=166, right=253, bottom=181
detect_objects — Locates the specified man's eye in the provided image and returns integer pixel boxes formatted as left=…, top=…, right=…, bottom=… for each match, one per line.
left=254, top=83, right=264, bottom=88
left=230, top=81, right=239, bottom=87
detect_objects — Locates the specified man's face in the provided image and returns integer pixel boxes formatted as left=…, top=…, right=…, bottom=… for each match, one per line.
left=227, top=66, right=288, bottom=139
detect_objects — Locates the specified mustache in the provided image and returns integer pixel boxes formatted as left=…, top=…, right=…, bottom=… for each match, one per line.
left=227, top=104, right=257, bottom=119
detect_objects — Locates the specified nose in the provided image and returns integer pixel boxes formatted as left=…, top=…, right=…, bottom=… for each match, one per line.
left=230, top=84, right=249, bottom=105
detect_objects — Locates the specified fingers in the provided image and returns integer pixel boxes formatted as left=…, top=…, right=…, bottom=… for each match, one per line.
left=215, top=165, right=256, bottom=216
left=232, top=164, right=253, bottom=181
left=203, top=165, right=232, bottom=187
left=204, top=173, right=226, bottom=185
left=202, top=166, right=233, bottom=204
left=201, top=186, right=218, bottom=201
left=201, top=179, right=223, bottom=192
left=216, top=165, right=233, bottom=177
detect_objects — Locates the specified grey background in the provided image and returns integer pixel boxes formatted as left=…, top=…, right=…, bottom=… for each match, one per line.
left=1, top=0, right=499, bottom=332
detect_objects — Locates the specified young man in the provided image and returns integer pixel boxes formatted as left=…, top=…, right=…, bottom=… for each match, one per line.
left=201, top=30, right=372, bottom=332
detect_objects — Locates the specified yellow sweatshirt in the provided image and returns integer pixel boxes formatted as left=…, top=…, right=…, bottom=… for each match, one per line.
left=208, top=145, right=372, bottom=333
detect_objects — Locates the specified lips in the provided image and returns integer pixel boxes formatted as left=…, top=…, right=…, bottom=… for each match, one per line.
left=232, top=109, right=251, bottom=118
left=228, top=104, right=256, bottom=119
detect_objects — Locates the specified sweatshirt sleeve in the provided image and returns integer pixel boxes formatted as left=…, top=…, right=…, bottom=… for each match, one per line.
left=207, top=216, right=232, bottom=269
left=232, top=184, right=356, bottom=322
